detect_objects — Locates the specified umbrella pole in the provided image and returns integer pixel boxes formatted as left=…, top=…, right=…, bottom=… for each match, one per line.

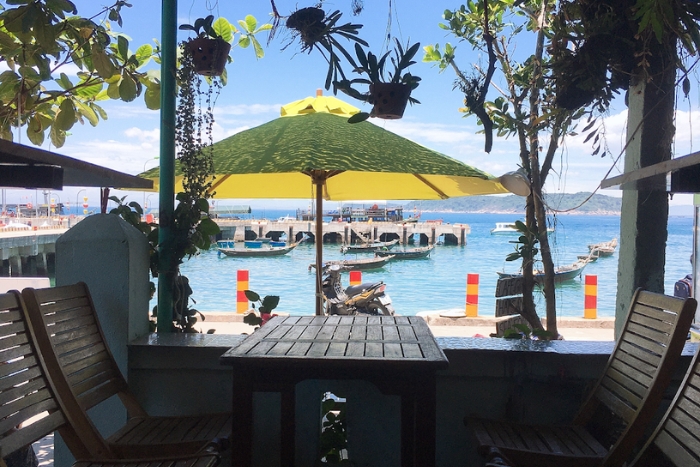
left=315, top=178, right=324, bottom=315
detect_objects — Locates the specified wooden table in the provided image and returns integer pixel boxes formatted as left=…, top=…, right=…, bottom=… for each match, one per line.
left=220, top=315, right=449, bottom=467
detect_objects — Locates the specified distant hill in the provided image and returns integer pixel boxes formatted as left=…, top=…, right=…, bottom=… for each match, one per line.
left=403, top=192, right=623, bottom=214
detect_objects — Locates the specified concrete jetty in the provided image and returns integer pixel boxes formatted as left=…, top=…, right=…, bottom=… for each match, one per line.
left=214, top=218, right=470, bottom=245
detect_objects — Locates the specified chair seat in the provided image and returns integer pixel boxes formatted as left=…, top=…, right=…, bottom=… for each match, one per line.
left=106, top=413, right=232, bottom=458
left=468, top=417, right=609, bottom=467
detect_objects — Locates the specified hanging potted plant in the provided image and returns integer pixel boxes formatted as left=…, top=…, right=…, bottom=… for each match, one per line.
left=280, top=6, right=368, bottom=91
left=334, top=39, right=422, bottom=121
left=179, top=14, right=271, bottom=77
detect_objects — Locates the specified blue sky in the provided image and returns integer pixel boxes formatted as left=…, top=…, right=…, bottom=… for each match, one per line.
left=3, top=0, right=698, bottom=210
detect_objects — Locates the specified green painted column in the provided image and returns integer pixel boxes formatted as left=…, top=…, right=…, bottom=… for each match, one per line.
left=157, top=0, right=177, bottom=332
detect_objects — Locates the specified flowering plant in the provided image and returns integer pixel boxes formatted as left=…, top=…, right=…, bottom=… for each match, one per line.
left=243, top=290, right=280, bottom=328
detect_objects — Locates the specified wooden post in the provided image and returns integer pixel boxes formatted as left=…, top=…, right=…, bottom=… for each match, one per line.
left=237, top=270, right=249, bottom=313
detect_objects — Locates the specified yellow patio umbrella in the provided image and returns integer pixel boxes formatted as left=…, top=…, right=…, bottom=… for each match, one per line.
left=142, top=90, right=509, bottom=315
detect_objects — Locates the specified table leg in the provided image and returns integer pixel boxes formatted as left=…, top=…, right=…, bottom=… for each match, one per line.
left=414, top=375, right=437, bottom=467
left=231, top=369, right=253, bottom=466
left=401, top=388, right=416, bottom=467
left=280, top=383, right=296, bottom=466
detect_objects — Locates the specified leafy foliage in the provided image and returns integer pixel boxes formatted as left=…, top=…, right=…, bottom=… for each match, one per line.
left=505, top=221, right=539, bottom=263
left=280, top=7, right=368, bottom=91
left=334, top=38, right=422, bottom=104
left=0, top=1, right=159, bottom=147
left=179, top=14, right=271, bottom=67
left=243, top=290, right=280, bottom=328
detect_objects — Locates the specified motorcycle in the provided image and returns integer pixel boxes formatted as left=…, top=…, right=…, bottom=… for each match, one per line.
left=321, top=265, right=395, bottom=316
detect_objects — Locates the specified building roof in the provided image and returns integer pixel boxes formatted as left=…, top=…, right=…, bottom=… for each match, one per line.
left=0, top=139, right=153, bottom=190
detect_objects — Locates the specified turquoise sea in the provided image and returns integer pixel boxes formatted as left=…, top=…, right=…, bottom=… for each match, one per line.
left=175, top=210, right=695, bottom=318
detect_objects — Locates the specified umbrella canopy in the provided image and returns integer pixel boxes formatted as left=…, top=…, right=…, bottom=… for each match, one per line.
left=143, top=93, right=508, bottom=314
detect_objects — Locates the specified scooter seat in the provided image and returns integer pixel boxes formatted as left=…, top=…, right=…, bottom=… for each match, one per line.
left=346, top=282, right=380, bottom=295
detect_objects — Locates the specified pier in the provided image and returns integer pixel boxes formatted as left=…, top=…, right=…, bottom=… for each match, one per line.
left=214, top=218, right=470, bottom=246
left=0, top=224, right=68, bottom=276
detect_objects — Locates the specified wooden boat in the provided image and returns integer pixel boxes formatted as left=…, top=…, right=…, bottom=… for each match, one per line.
left=588, top=238, right=618, bottom=257
left=341, top=238, right=399, bottom=254
left=577, top=251, right=599, bottom=263
left=497, top=261, right=588, bottom=284
left=218, top=242, right=298, bottom=258
left=310, top=255, right=394, bottom=271
left=375, top=244, right=434, bottom=259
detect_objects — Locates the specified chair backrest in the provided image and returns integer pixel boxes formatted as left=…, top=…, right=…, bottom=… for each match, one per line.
left=629, top=345, right=700, bottom=466
left=21, top=283, right=146, bottom=458
left=574, top=288, right=696, bottom=467
left=22, top=283, right=132, bottom=411
left=0, top=291, right=73, bottom=460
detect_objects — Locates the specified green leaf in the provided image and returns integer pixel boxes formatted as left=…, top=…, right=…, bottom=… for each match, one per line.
left=238, top=35, right=250, bottom=49
left=134, top=44, right=153, bottom=67
left=74, top=100, right=98, bottom=126
left=74, top=79, right=103, bottom=98
left=118, top=73, right=137, bottom=102
left=92, top=47, right=117, bottom=79
left=261, top=295, right=280, bottom=311
left=26, top=115, right=44, bottom=146
left=117, top=35, right=129, bottom=60
left=347, top=112, right=369, bottom=123
left=55, top=98, right=76, bottom=131
left=250, top=36, right=264, bottom=59
left=56, top=72, right=73, bottom=90
left=144, top=83, right=160, bottom=110
left=198, top=217, right=220, bottom=235
left=213, top=17, right=234, bottom=42
left=244, top=290, right=260, bottom=302
left=91, top=103, right=108, bottom=120
left=49, top=124, right=66, bottom=148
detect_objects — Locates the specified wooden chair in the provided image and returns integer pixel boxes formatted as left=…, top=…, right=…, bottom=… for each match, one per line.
left=0, top=290, right=219, bottom=467
left=466, top=289, right=697, bottom=467
left=21, top=283, right=232, bottom=459
left=626, top=342, right=700, bottom=466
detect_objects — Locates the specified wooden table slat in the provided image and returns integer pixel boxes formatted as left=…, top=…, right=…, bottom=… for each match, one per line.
left=326, top=342, right=347, bottom=357
left=397, top=325, right=417, bottom=342
left=402, top=343, right=424, bottom=358
left=346, top=342, right=365, bottom=357
left=266, top=341, right=294, bottom=356
left=383, top=325, right=399, bottom=341
left=247, top=340, right=277, bottom=356
left=333, top=325, right=351, bottom=340
left=349, top=325, right=367, bottom=341
left=307, top=341, right=330, bottom=357
left=300, top=325, right=321, bottom=340
left=366, top=324, right=382, bottom=341
left=365, top=342, right=383, bottom=358
left=317, top=325, right=336, bottom=340
left=287, top=341, right=312, bottom=357
left=339, top=316, right=354, bottom=325
left=384, top=342, right=403, bottom=358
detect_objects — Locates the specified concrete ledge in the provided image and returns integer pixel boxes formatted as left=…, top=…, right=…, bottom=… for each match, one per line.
left=419, top=311, right=615, bottom=329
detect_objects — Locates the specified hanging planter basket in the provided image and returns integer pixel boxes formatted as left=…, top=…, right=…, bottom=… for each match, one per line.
left=369, top=83, right=411, bottom=119
left=186, top=37, right=231, bottom=76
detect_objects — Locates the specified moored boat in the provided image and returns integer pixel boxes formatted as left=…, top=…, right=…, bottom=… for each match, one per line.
left=218, top=242, right=298, bottom=258
left=375, top=244, right=434, bottom=259
left=310, top=255, right=394, bottom=271
left=490, top=222, right=518, bottom=234
left=497, top=260, right=588, bottom=284
left=341, top=239, right=399, bottom=254
left=588, top=238, right=617, bottom=257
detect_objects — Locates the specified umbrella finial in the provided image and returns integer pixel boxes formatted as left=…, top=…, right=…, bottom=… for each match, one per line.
left=316, top=88, right=323, bottom=97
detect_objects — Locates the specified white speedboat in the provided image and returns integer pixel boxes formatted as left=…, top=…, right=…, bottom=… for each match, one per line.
left=490, top=222, right=518, bottom=234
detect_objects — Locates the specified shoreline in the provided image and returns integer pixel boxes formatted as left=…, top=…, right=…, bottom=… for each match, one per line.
left=197, top=311, right=615, bottom=341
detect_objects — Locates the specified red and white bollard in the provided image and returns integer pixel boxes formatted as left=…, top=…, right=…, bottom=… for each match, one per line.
left=584, top=275, right=597, bottom=319
left=466, top=273, right=479, bottom=317
left=237, top=270, right=249, bottom=313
